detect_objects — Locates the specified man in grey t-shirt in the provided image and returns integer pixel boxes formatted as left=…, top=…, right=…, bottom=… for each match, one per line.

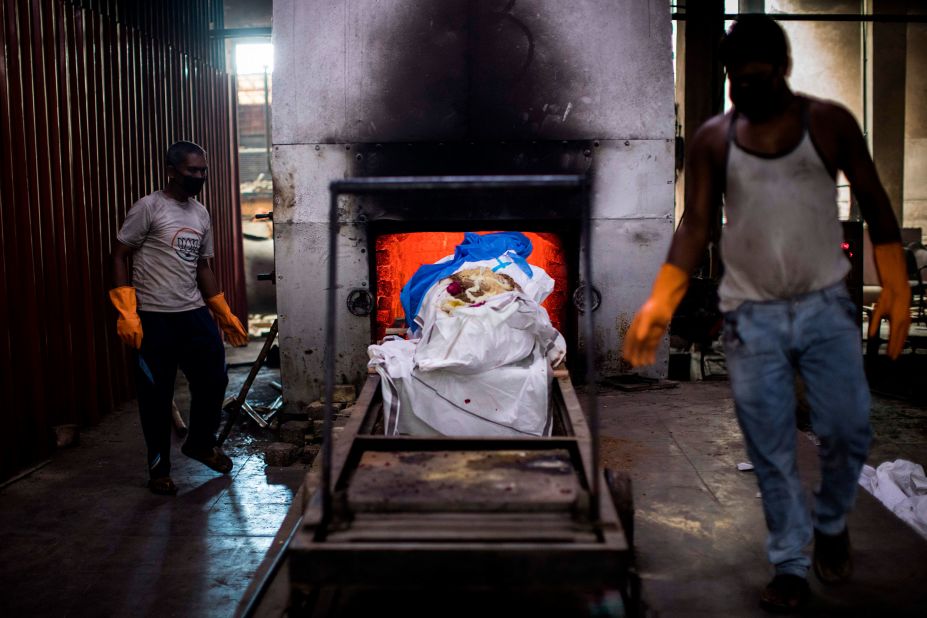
left=110, top=141, right=248, bottom=496
left=116, top=188, right=216, bottom=312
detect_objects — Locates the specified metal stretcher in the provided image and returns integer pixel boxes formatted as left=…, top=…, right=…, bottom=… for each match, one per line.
left=243, top=176, right=638, bottom=617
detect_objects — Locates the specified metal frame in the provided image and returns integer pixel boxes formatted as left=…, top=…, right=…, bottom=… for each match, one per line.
left=265, top=175, right=643, bottom=615
left=290, top=368, right=631, bottom=588
left=322, top=174, right=597, bottom=529
left=218, top=319, right=281, bottom=444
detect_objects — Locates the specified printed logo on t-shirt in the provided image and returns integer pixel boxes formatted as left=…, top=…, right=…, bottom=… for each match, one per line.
left=171, top=227, right=203, bottom=262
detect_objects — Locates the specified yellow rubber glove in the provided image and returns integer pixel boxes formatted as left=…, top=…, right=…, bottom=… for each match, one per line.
left=108, top=286, right=144, bottom=349
left=623, top=263, right=689, bottom=367
left=206, top=292, right=249, bottom=347
left=869, top=242, right=911, bottom=360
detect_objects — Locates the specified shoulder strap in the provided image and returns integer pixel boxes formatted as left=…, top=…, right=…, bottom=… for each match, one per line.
left=727, top=110, right=738, bottom=145
left=722, top=112, right=737, bottom=195
left=801, top=96, right=838, bottom=179
left=800, top=96, right=811, bottom=134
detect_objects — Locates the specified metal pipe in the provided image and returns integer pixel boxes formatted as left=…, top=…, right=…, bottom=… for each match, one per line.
left=320, top=188, right=339, bottom=535
left=329, top=174, right=586, bottom=193
left=209, top=27, right=273, bottom=39
left=861, top=0, right=870, bottom=144
left=0, top=460, right=52, bottom=491
left=263, top=66, right=271, bottom=174
left=581, top=182, right=600, bottom=525
left=672, top=12, right=927, bottom=22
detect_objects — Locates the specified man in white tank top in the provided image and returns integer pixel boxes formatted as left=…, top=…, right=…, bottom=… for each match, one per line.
left=623, top=15, right=910, bottom=613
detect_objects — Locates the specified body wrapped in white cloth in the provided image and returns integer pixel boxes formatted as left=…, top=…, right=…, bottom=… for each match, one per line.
left=368, top=240, right=566, bottom=437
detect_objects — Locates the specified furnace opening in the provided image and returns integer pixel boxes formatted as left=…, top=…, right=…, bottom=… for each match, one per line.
left=374, top=231, right=569, bottom=341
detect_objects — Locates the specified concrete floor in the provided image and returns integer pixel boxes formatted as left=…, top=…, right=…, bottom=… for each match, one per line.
left=594, top=381, right=927, bottom=617
left=1, top=345, right=926, bottom=616
left=0, top=346, right=305, bottom=618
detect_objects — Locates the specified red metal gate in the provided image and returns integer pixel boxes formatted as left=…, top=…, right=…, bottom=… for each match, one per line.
left=0, top=0, right=245, bottom=480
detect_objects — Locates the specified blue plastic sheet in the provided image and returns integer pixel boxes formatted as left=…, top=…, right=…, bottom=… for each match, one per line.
left=400, top=232, right=534, bottom=329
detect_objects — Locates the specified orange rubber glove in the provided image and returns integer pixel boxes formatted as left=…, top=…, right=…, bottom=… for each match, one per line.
left=869, top=242, right=911, bottom=360
left=206, top=292, right=249, bottom=347
left=622, top=263, right=689, bottom=367
left=108, top=286, right=144, bottom=349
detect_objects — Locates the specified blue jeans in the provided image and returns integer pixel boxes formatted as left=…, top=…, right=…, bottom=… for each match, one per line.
left=722, top=283, right=871, bottom=577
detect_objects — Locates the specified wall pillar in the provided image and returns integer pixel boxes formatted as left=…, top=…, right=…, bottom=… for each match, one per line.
left=867, top=0, right=908, bottom=221
left=678, top=1, right=724, bottom=267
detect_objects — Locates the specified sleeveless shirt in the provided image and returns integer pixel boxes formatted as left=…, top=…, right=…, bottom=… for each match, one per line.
left=718, top=104, right=850, bottom=312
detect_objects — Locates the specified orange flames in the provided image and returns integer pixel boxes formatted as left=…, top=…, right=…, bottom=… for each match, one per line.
left=375, top=232, right=568, bottom=340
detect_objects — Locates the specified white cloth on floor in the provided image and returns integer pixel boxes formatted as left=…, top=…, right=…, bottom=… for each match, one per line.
left=858, top=459, right=927, bottom=539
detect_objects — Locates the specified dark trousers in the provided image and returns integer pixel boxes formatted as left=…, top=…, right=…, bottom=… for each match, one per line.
left=136, top=307, right=228, bottom=478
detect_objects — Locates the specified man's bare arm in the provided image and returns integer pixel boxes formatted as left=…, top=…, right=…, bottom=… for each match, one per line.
left=832, top=105, right=901, bottom=244
left=825, top=102, right=909, bottom=358
left=196, top=259, right=221, bottom=299
left=667, top=118, right=725, bottom=272
left=111, top=242, right=135, bottom=288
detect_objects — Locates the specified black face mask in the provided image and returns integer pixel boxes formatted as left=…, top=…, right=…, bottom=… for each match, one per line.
left=729, top=72, right=785, bottom=121
left=177, top=174, right=206, bottom=196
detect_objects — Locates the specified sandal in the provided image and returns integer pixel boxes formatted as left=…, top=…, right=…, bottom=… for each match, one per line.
left=147, top=476, right=178, bottom=496
left=181, top=444, right=233, bottom=474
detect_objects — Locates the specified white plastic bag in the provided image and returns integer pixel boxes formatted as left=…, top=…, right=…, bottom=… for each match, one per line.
left=369, top=330, right=557, bottom=437
left=415, top=291, right=565, bottom=373
left=411, top=256, right=555, bottom=332
left=858, top=459, right=927, bottom=539
left=367, top=337, right=416, bottom=435
left=368, top=257, right=565, bottom=438
left=407, top=344, right=553, bottom=436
